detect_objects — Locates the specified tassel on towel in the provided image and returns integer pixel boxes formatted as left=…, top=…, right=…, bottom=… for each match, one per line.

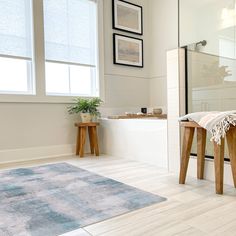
left=180, top=111, right=236, bottom=145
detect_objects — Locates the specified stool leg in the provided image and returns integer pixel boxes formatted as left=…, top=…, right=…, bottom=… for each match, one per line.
left=214, top=139, right=225, bottom=194
left=226, top=128, right=236, bottom=188
left=76, top=127, right=81, bottom=155
left=79, top=127, right=86, bottom=157
left=88, top=127, right=95, bottom=155
left=197, top=128, right=206, bottom=179
left=92, top=126, right=99, bottom=156
left=179, top=127, right=195, bottom=184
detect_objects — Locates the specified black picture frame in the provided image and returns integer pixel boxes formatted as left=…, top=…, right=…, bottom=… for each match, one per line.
left=113, top=33, right=143, bottom=68
left=112, top=0, right=143, bottom=35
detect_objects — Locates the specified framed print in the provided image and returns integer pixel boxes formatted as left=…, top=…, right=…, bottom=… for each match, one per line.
left=113, top=33, right=143, bottom=68
left=112, top=0, right=143, bottom=35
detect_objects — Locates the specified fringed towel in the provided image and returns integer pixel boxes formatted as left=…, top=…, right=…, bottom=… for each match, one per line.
left=180, top=111, right=236, bottom=145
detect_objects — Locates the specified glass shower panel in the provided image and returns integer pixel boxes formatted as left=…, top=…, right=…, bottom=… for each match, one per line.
left=179, top=0, right=236, bottom=159
left=187, top=50, right=236, bottom=158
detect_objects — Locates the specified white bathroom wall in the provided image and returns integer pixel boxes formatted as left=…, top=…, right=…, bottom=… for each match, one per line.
left=148, top=0, right=178, bottom=111
left=167, top=49, right=186, bottom=173
left=102, top=0, right=150, bottom=114
left=0, top=103, right=78, bottom=163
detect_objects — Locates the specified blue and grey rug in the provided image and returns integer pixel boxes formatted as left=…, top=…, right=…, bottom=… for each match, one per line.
left=0, top=163, right=166, bottom=236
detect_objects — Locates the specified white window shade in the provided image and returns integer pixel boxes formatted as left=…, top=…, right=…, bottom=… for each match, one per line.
left=0, top=0, right=32, bottom=59
left=43, top=0, right=97, bottom=66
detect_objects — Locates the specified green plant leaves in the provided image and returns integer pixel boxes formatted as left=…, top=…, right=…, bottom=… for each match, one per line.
left=68, top=97, right=103, bottom=117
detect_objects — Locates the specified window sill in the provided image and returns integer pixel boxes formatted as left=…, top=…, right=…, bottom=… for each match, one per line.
left=0, top=94, right=101, bottom=104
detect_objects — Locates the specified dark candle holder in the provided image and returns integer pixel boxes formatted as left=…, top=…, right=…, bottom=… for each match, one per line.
left=141, top=108, right=147, bottom=114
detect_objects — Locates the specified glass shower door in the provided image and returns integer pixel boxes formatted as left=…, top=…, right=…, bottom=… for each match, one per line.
left=179, top=0, right=236, bottom=159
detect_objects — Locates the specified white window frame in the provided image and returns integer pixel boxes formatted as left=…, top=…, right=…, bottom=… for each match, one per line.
left=0, top=0, right=104, bottom=103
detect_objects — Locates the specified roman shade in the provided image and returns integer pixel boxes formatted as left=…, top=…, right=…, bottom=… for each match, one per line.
left=43, top=0, right=97, bottom=67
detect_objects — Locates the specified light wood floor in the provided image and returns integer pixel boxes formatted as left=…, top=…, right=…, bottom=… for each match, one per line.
left=2, top=155, right=236, bottom=236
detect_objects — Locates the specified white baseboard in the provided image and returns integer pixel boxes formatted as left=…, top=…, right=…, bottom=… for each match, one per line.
left=187, top=157, right=234, bottom=187
left=0, top=144, right=76, bottom=164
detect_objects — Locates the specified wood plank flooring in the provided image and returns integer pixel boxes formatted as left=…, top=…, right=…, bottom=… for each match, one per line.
left=1, top=155, right=236, bottom=236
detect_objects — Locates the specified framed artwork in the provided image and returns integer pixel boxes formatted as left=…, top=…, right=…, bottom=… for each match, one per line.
left=112, top=0, right=143, bottom=35
left=113, top=33, right=143, bottom=68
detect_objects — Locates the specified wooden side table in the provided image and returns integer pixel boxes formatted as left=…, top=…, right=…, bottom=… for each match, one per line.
left=75, top=122, right=100, bottom=157
left=180, top=121, right=236, bottom=194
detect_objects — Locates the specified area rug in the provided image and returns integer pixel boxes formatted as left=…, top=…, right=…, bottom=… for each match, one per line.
left=0, top=163, right=166, bottom=236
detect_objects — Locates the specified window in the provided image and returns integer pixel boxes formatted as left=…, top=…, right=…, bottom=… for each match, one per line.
left=43, top=0, right=99, bottom=97
left=0, top=0, right=33, bottom=94
left=0, top=0, right=101, bottom=102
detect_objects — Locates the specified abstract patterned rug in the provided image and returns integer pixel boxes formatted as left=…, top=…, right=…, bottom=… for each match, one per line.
left=0, top=163, right=166, bottom=236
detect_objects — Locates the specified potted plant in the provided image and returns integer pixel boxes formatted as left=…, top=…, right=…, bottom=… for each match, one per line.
left=68, top=97, right=103, bottom=123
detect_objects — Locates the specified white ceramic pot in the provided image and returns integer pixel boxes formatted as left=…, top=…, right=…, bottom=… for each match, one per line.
left=153, top=108, right=162, bottom=115
left=80, top=113, right=92, bottom=123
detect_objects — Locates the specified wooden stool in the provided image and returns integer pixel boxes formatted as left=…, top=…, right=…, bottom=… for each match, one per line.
left=179, top=121, right=236, bottom=194
left=75, top=122, right=100, bottom=157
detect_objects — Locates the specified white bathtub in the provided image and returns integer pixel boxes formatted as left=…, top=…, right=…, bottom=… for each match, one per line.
left=99, top=118, right=168, bottom=169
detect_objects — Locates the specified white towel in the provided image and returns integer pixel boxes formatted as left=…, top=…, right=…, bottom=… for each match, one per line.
left=180, top=111, right=236, bottom=145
